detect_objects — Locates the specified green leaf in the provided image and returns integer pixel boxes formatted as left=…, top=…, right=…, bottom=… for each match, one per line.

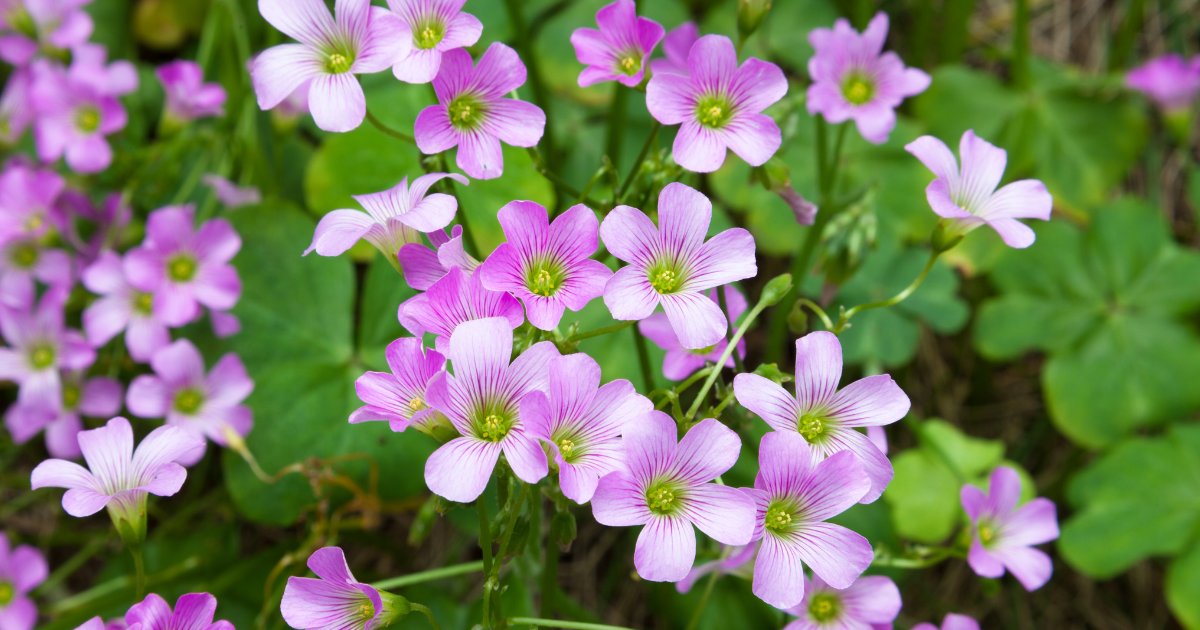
left=358, top=254, right=417, bottom=371
left=217, top=202, right=433, bottom=525
left=1060, top=424, right=1200, bottom=579
left=975, top=199, right=1200, bottom=447
left=1167, top=539, right=1200, bottom=630
left=883, top=420, right=1005, bottom=543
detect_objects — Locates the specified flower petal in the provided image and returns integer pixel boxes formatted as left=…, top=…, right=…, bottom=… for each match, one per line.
left=424, top=437, right=501, bottom=502
left=825, top=374, right=909, bottom=427
left=308, top=73, right=366, bottom=132
left=635, top=515, right=696, bottom=582
left=793, top=331, right=842, bottom=412
left=733, top=373, right=800, bottom=433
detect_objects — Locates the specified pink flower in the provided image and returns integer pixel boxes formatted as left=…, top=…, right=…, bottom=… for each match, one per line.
left=905, top=130, right=1053, bottom=249
left=398, top=266, right=524, bottom=353
left=649, top=21, right=697, bottom=77
left=0, top=533, right=47, bottom=630
left=414, top=43, right=546, bottom=180
left=0, top=288, right=93, bottom=414
left=30, top=417, right=203, bottom=521
left=646, top=34, right=787, bottom=172
left=914, top=613, right=981, bottom=630
left=156, top=60, right=227, bottom=125
left=126, top=339, right=254, bottom=467
left=521, top=353, right=652, bottom=504
left=396, top=224, right=478, bottom=290
left=674, top=544, right=756, bottom=594
left=201, top=174, right=261, bottom=209
left=600, top=182, right=756, bottom=350
left=1125, top=54, right=1200, bottom=112
left=305, top=173, right=466, bottom=259
left=0, top=163, right=63, bottom=242
left=0, top=0, right=93, bottom=67
left=282, top=547, right=406, bottom=630
left=123, top=205, right=242, bottom=327
left=81, top=250, right=171, bottom=362
left=0, top=67, right=34, bottom=145
left=29, top=43, right=138, bottom=173
left=733, top=331, right=910, bottom=503
left=126, top=593, right=233, bottom=630
left=477, top=201, right=612, bottom=331
left=349, top=337, right=448, bottom=435
left=783, top=574, right=901, bottom=630
left=4, top=369, right=121, bottom=459
left=251, top=0, right=408, bottom=132
left=638, top=286, right=747, bottom=381
left=570, top=0, right=664, bottom=88
left=385, top=0, right=482, bottom=84
left=806, top=12, right=930, bottom=144
left=591, top=413, right=755, bottom=582
left=962, top=466, right=1059, bottom=591
left=742, top=432, right=873, bottom=609
left=423, top=317, right=559, bottom=502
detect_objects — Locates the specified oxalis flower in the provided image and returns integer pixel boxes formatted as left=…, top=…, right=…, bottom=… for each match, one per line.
left=650, top=21, right=698, bottom=77
left=806, top=12, right=931, bottom=144
left=0, top=236, right=71, bottom=309
left=477, top=201, right=612, bottom=331
left=202, top=174, right=261, bottom=209
left=423, top=317, right=559, bottom=502
left=251, top=0, right=408, bottom=132
left=675, top=544, right=756, bottom=594
left=396, top=224, right=478, bottom=290
left=905, top=130, right=1052, bottom=249
left=962, top=466, right=1059, bottom=591
left=385, top=0, right=482, bottom=84
left=1125, top=54, right=1200, bottom=113
left=127, top=339, right=254, bottom=467
left=126, top=593, right=234, bottom=630
left=0, top=163, right=62, bottom=243
left=282, top=547, right=409, bottom=630
left=591, top=412, right=755, bottom=582
left=350, top=337, right=451, bottom=439
left=0, top=0, right=93, bottom=66
left=156, top=60, right=227, bottom=128
left=414, top=43, right=546, bottom=180
left=82, top=250, right=171, bottom=362
left=570, top=0, right=664, bottom=88
left=124, top=205, right=242, bottom=328
left=600, top=182, right=756, bottom=350
left=30, top=417, right=203, bottom=548
left=732, top=331, right=910, bottom=503
left=0, top=67, right=34, bottom=145
left=305, top=173, right=467, bottom=259
left=638, top=286, right=746, bottom=381
left=521, top=353, right=652, bottom=504
left=743, top=431, right=873, bottom=609
left=645, top=34, right=787, bottom=172
left=4, top=369, right=121, bottom=459
left=0, top=533, right=47, bottom=630
left=783, top=574, right=902, bottom=630
left=0, top=288, right=94, bottom=414
left=914, top=613, right=981, bottom=630
left=398, top=266, right=524, bottom=353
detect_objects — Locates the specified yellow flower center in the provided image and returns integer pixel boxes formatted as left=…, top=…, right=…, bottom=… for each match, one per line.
left=646, top=484, right=679, bottom=514
left=409, top=397, right=425, bottom=411
left=0, top=581, right=13, bottom=606
left=133, top=291, right=154, bottom=315
left=798, top=413, right=825, bottom=441
left=63, top=384, right=81, bottom=409
left=29, top=345, right=55, bottom=370
left=695, top=95, right=734, bottom=128
left=327, top=52, right=352, bottom=74
left=842, top=77, right=873, bottom=105
left=357, top=601, right=374, bottom=620
left=809, top=593, right=839, bottom=621
left=174, top=389, right=204, bottom=414
left=76, top=106, right=100, bottom=133
left=618, top=54, right=639, bottom=75
left=448, top=95, right=485, bottom=130
left=650, top=269, right=679, bottom=294
left=764, top=506, right=793, bottom=531
left=979, top=524, right=995, bottom=544
left=24, top=214, right=42, bottom=231
left=480, top=414, right=509, bottom=442
left=9, top=241, right=38, bottom=268
left=168, top=255, right=197, bottom=282
left=415, top=23, right=444, bottom=49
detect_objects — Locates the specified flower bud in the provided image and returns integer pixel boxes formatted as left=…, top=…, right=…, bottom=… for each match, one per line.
left=108, top=493, right=149, bottom=552
left=551, top=510, right=578, bottom=553
left=737, top=0, right=773, bottom=40
left=759, top=274, right=794, bottom=306
left=787, top=300, right=809, bottom=335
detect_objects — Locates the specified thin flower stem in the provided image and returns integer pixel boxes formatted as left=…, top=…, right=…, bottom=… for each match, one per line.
left=616, top=121, right=661, bottom=204
left=577, top=163, right=610, bottom=205
left=485, top=482, right=529, bottom=627
left=796, top=298, right=835, bottom=331
left=831, top=250, right=941, bottom=333
left=509, top=618, right=637, bottom=630
left=676, top=366, right=716, bottom=395
left=477, top=500, right=494, bottom=577
left=565, top=320, right=635, bottom=343
left=411, top=603, right=443, bottom=630
left=365, top=109, right=416, bottom=144
left=131, top=547, right=146, bottom=601
left=684, top=571, right=720, bottom=630
left=631, top=324, right=655, bottom=394
left=369, top=561, right=485, bottom=590
left=684, top=290, right=775, bottom=421
left=710, top=390, right=738, bottom=417
left=717, top=288, right=745, bottom=373
left=605, top=84, right=629, bottom=169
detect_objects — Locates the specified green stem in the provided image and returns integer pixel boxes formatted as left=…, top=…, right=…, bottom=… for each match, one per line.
left=132, top=547, right=145, bottom=601
left=1109, top=0, right=1145, bottom=72
left=437, top=152, right=480, bottom=259
left=685, top=291, right=775, bottom=421
left=540, top=531, right=559, bottom=618
left=411, top=603, right=443, bottom=630
left=631, top=324, right=655, bottom=394
left=477, top=499, right=494, bottom=577
left=684, top=571, right=720, bottom=630
left=509, top=619, right=636, bottom=630
left=796, top=298, right=834, bottom=331
left=717, top=287, right=745, bottom=373
left=831, top=250, right=940, bottom=333
left=605, top=84, right=629, bottom=168
left=494, top=482, right=528, bottom=565
left=577, top=164, right=609, bottom=205
left=565, top=320, right=635, bottom=344
left=366, top=109, right=416, bottom=143
left=369, top=561, right=486, bottom=590
left=616, top=121, right=662, bottom=203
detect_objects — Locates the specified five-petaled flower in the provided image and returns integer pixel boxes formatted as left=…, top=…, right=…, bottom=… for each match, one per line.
left=126, top=339, right=254, bottom=467
left=81, top=250, right=173, bottom=362
left=591, top=412, right=755, bottom=582
left=522, top=353, right=652, bottom=504
left=125, top=593, right=234, bottom=630
left=156, top=60, right=227, bottom=128
left=905, top=130, right=1053, bottom=249
left=0, top=0, right=93, bottom=67
left=733, top=331, right=910, bottom=503
left=414, top=43, right=546, bottom=180
left=962, top=466, right=1059, bottom=591
left=646, top=34, right=787, bottom=172
left=742, top=431, right=874, bottom=610
left=783, top=573, right=902, bottom=630
left=423, top=317, right=560, bottom=502
left=0, top=532, right=47, bottom=630
left=4, top=369, right=121, bottom=460
left=0, top=288, right=94, bottom=416
left=385, top=0, right=483, bottom=85
left=570, top=0, right=664, bottom=88
left=350, top=337, right=450, bottom=439
left=806, top=12, right=930, bottom=144
left=477, top=201, right=612, bottom=331
left=251, top=0, right=408, bottom=132
left=282, top=547, right=408, bottom=630
left=600, top=182, right=756, bottom=350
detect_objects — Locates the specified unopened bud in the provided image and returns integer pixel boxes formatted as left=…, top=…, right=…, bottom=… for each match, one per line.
left=787, top=300, right=808, bottom=335
left=759, top=274, right=793, bottom=306
left=737, top=0, right=773, bottom=39
left=551, top=510, right=578, bottom=553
